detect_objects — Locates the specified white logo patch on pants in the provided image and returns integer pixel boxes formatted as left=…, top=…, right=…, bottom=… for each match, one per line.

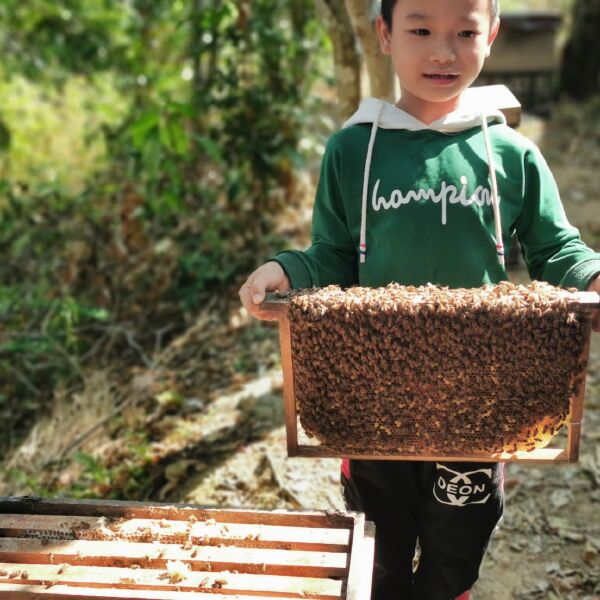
left=433, top=464, right=492, bottom=506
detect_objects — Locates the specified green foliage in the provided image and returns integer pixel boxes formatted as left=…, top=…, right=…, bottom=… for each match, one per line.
left=69, top=453, right=114, bottom=499
left=0, top=0, right=328, bottom=457
left=500, top=0, right=573, bottom=11
left=1, top=446, right=155, bottom=500
left=2, top=468, right=53, bottom=497
left=0, top=75, right=126, bottom=195
left=0, top=1, right=121, bottom=77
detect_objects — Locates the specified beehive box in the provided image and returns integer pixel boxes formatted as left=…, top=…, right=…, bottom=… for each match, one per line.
left=477, top=12, right=562, bottom=109
left=0, top=497, right=374, bottom=599
left=262, top=282, right=600, bottom=463
left=482, top=12, right=562, bottom=75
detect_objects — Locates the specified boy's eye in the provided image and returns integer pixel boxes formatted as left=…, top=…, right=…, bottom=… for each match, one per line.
left=410, top=29, right=430, bottom=36
left=459, top=30, right=480, bottom=38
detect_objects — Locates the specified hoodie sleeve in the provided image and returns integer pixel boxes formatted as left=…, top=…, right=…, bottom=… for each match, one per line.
left=270, top=136, right=359, bottom=289
left=515, top=146, right=600, bottom=290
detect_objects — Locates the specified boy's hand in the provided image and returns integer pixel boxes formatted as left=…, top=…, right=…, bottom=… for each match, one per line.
left=239, top=261, right=291, bottom=321
left=587, top=275, right=600, bottom=332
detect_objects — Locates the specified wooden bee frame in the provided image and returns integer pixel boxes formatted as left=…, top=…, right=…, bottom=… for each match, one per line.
left=262, top=290, right=599, bottom=464
left=0, top=497, right=375, bottom=600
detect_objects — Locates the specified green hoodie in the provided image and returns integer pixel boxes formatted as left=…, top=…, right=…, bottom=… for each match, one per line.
left=273, top=98, right=600, bottom=291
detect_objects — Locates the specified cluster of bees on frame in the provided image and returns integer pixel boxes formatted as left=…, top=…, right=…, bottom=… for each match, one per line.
left=287, top=281, right=590, bottom=455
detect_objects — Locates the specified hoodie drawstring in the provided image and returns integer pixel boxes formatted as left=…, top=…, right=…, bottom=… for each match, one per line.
left=360, top=102, right=385, bottom=264
left=480, top=113, right=505, bottom=268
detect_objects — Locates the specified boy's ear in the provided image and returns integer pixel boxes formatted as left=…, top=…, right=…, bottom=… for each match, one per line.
left=485, top=17, right=500, bottom=57
left=376, top=15, right=392, bottom=55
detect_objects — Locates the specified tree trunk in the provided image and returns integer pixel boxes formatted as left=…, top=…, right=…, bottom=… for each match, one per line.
left=560, top=0, right=600, bottom=99
left=289, top=0, right=314, bottom=101
left=345, top=0, right=394, bottom=101
left=315, top=0, right=361, bottom=120
left=188, top=0, right=221, bottom=145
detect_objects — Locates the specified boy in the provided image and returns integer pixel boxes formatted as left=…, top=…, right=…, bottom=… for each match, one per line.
left=240, top=0, right=600, bottom=597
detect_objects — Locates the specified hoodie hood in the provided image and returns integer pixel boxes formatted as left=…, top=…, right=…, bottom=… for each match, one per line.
left=345, top=97, right=506, bottom=267
left=343, top=97, right=507, bottom=132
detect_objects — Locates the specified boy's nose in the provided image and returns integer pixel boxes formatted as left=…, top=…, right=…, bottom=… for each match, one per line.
left=430, top=41, right=456, bottom=64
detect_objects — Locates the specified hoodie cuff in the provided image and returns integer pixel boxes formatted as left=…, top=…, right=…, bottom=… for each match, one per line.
left=270, top=251, right=314, bottom=290
left=560, top=257, right=600, bottom=291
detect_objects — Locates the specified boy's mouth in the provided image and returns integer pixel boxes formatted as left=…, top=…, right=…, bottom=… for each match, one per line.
left=424, top=73, right=459, bottom=82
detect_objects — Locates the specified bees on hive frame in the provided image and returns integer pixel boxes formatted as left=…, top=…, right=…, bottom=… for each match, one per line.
left=286, top=283, right=589, bottom=456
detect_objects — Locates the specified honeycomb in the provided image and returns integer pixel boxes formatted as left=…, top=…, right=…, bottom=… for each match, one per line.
left=287, top=282, right=590, bottom=456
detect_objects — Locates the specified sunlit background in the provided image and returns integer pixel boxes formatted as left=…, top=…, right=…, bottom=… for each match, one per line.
left=0, top=1, right=598, bottom=597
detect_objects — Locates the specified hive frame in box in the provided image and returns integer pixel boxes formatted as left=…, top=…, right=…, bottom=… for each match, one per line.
left=0, top=496, right=375, bottom=600
left=262, top=291, right=600, bottom=464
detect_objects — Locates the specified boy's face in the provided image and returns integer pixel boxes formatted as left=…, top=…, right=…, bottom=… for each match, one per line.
left=377, top=0, right=499, bottom=118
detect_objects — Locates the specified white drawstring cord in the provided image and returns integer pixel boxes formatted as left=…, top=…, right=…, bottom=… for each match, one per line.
left=480, top=113, right=505, bottom=268
left=360, top=102, right=385, bottom=264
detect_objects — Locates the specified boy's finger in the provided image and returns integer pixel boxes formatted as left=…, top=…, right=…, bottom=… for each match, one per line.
left=239, top=284, right=272, bottom=317
left=247, top=277, right=267, bottom=304
left=239, top=283, right=257, bottom=312
left=242, top=298, right=279, bottom=321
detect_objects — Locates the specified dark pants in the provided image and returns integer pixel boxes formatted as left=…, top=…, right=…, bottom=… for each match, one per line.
left=342, top=459, right=504, bottom=600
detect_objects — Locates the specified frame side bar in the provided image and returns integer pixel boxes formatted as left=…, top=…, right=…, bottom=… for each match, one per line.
left=567, top=318, right=593, bottom=462
left=279, top=314, right=298, bottom=457
left=345, top=513, right=366, bottom=600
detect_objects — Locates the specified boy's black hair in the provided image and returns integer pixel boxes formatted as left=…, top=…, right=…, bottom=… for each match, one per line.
left=381, top=0, right=500, bottom=29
